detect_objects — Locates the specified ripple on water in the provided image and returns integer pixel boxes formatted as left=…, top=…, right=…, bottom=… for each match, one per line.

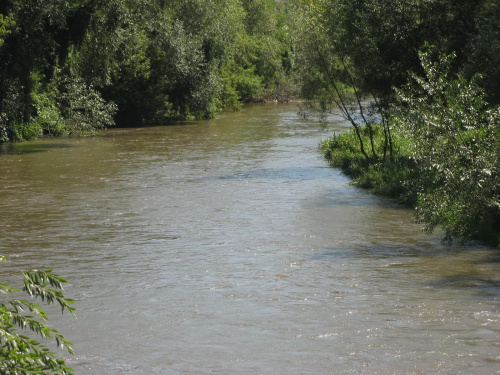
left=1, top=104, right=499, bottom=374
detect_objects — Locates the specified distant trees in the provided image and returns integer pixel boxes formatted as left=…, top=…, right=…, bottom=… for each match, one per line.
left=0, top=0, right=120, bottom=141
left=0, top=0, right=297, bottom=142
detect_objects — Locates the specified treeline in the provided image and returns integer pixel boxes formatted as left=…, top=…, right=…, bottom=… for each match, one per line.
left=296, top=0, right=500, bottom=247
left=0, top=0, right=295, bottom=142
left=1, top=0, right=499, bottom=246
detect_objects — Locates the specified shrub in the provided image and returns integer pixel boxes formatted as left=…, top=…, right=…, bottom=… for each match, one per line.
left=395, top=49, right=500, bottom=245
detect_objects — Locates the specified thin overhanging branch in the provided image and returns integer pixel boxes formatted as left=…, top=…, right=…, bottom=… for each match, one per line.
left=338, top=53, right=378, bottom=159
left=371, top=92, right=393, bottom=161
left=313, top=42, right=370, bottom=162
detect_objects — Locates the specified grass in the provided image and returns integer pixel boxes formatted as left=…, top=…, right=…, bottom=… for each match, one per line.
left=320, top=124, right=418, bottom=205
left=320, top=124, right=500, bottom=248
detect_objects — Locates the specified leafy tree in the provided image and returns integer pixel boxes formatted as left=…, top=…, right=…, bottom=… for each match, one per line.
left=97, top=0, right=248, bottom=123
left=395, top=50, right=500, bottom=245
left=0, top=0, right=299, bottom=139
left=215, top=0, right=297, bottom=106
left=293, top=0, right=386, bottom=162
left=0, top=0, right=114, bottom=140
left=315, top=0, right=483, bottom=96
left=0, top=12, right=14, bottom=47
left=0, top=256, right=75, bottom=374
left=29, top=69, right=117, bottom=136
left=303, top=1, right=500, bottom=246
left=294, top=0, right=491, bottom=164
left=464, top=2, right=500, bottom=104
left=59, top=76, right=117, bottom=135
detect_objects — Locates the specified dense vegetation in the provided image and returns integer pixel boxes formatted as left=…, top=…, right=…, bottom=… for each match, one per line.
left=1, top=0, right=499, bottom=370
left=296, top=0, right=500, bottom=247
left=0, top=0, right=295, bottom=141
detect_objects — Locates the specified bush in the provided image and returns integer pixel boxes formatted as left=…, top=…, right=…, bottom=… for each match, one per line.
left=321, top=50, right=500, bottom=247
left=59, top=77, right=117, bottom=135
left=320, top=126, right=417, bottom=205
left=395, top=49, right=500, bottom=245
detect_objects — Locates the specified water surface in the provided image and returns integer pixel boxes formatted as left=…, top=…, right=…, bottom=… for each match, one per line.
left=1, top=104, right=499, bottom=374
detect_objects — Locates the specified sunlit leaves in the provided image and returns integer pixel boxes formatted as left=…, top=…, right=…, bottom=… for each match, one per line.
left=0, top=258, right=75, bottom=374
left=60, top=77, right=117, bottom=134
left=0, top=13, right=15, bottom=47
left=395, top=50, right=500, bottom=244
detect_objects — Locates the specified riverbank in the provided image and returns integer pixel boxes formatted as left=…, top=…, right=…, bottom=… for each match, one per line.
left=320, top=124, right=500, bottom=249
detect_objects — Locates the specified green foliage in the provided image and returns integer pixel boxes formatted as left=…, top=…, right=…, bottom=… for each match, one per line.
left=29, top=69, right=117, bottom=136
left=321, top=50, right=500, bottom=247
left=465, top=2, right=500, bottom=104
left=59, top=76, right=117, bottom=135
left=0, top=0, right=298, bottom=139
left=0, top=256, right=75, bottom=374
left=0, top=13, right=14, bottom=47
left=295, top=0, right=498, bottom=163
left=320, top=125, right=417, bottom=204
left=302, top=0, right=484, bottom=97
left=299, top=0, right=500, bottom=247
left=219, top=63, right=263, bottom=105
left=395, top=50, right=500, bottom=245
left=226, top=0, right=296, bottom=102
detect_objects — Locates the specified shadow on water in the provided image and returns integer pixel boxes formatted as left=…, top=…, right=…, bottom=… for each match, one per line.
left=310, top=244, right=428, bottom=261
left=0, top=142, right=75, bottom=155
left=311, top=242, right=500, bottom=297
left=213, top=166, right=338, bottom=181
left=311, top=240, right=499, bottom=263
left=429, top=273, right=500, bottom=293
left=432, top=251, right=500, bottom=297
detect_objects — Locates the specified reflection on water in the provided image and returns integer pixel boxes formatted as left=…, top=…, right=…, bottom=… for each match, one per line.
left=1, top=104, right=499, bottom=374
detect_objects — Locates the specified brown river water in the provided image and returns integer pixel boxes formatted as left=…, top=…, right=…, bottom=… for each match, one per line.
left=1, top=103, right=499, bottom=374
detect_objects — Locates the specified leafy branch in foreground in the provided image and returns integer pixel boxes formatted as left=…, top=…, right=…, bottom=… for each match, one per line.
left=0, top=256, right=76, bottom=374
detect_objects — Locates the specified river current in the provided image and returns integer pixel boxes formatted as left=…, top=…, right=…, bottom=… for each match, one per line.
left=1, top=104, right=499, bottom=374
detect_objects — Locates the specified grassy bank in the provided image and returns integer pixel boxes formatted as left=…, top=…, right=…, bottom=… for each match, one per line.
left=320, top=125, right=417, bottom=205
left=320, top=124, right=500, bottom=248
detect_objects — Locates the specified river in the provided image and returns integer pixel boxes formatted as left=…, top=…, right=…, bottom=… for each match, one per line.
left=1, top=103, right=499, bottom=374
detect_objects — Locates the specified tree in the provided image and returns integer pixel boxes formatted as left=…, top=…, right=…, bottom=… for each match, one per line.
left=0, top=0, right=117, bottom=141
left=218, top=0, right=296, bottom=104
left=0, top=256, right=75, bottom=374
left=464, top=2, right=500, bottom=104
left=303, top=1, right=500, bottom=246
left=293, top=0, right=386, bottom=162
left=294, top=0, right=489, bottom=164
left=395, top=49, right=500, bottom=245
left=0, top=0, right=299, bottom=139
left=0, top=12, right=14, bottom=48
